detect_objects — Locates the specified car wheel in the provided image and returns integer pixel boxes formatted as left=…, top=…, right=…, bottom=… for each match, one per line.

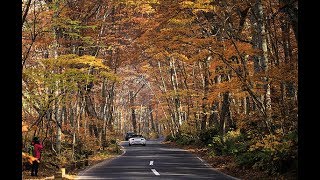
left=143, top=144, right=146, bottom=146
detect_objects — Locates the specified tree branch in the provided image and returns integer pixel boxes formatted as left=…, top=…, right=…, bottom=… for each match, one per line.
left=22, top=0, right=32, bottom=26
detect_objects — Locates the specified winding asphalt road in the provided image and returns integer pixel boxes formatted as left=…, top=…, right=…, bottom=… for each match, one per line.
left=77, top=139, right=239, bottom=179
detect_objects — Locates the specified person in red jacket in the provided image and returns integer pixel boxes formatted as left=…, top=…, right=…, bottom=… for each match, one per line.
left=30, top=137, right=43, bottom=176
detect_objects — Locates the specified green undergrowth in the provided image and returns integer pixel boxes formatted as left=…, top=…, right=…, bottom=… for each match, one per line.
left=165, top=127, right=297, bottom=178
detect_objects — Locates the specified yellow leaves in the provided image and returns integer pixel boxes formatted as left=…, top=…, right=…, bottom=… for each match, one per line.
left=140, top=63, right=153, bottom=73
left=144, top=47, right=159, bottom=55
left=22, top=121, right=29, bottom=132
left=23, top=54, right=115, bottom=111
left=22, top=152, right=39, bottom=164
left=168, top=18, right=194, bottom=26
left=233, top=91, right=249, bottom=99
left=197, top=0, right=213, bottom=4
left=99, top=72, right=121, bottom=82
left=162, top=89, right=191, bottom=98
left=141, top=63, right=151, bottom=69
left=180, top=1, right=195, bottom=8
left=120, top=0, right=136, bottom=6
left=41, top=54, right=109, bottom=71
left=135, top=4, right=155, bottom=15
left=30, top=125, right=38, bottom=131
left=121, top=0, right=158, bottom=14
left=226, top=129, right=241, bottom=139
left=190, top=49, right=211, bottom=62
left=131, top=17, right=149, bottom=24
left=74, top=55, right=108, bottom=70
left=153, top=52, right=166, bottom=60
left=150, top=51, right=190, bottom=63
left=170, top=52, right=190, bottom=62
left=123, top=0, right=158, bottom=5
left=249, top=133, right=294, bottom=153
left=159, top=28, right=173, bottom=34
left=180, top=0, right=215, bottom=13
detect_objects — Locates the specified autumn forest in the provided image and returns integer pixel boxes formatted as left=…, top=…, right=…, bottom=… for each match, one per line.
left=22, top=0, right=298, bottom=179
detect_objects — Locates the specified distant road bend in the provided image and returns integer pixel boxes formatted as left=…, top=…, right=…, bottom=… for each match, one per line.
left=77, top=139, right=239, bottom=180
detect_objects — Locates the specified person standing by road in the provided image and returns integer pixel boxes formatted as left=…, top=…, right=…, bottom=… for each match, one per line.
left=30, top=137, right=43, bottom=176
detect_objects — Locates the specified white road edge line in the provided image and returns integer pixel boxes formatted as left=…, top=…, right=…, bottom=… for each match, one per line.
left=196, top=156, right=240, bottom=180
left=197, top=157, right=204, bottom=162
left=151, top=169, right=160, bottom=176
left=197, top=157, right=210, bottom=167
left=149, top=161, right=154, bottom=165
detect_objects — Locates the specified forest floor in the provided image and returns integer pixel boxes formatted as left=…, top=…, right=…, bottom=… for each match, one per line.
left=22, top=151, right=121, bottom=180
left=163, top=141, right=297, bottom=180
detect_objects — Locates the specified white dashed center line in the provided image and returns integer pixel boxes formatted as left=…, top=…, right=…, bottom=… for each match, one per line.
left=149, top=161, right=154, bottom=165
left=151, top=169, right=160, bottom=176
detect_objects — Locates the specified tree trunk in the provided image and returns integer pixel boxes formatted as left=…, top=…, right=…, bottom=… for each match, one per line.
left=220, top=92, right=231, bottom=140
left=281, top=18, right=290, bottom=63
left=149, top=105, right=156, bottom=133
left=170, top=57, right=182, bottom=126
left=106, top=83, right=115, bottom=132
left=200, top=57, right=210, bottom=130
left=138, top=104, right=143, bottom=134
left=155, top=106, right=160, bottom=134
left=54, top=99, right=62, bottom=154
left=252, top=0, right=273, bottom=132
left=158, top=60, right=178, bottom=135
left=208, top=101, right=219, bottom=127
left=129, top=91, right=137, bottom=133
left=181, top=61, right=191, bottom=122
left=279, top=0, right=298, bottom=42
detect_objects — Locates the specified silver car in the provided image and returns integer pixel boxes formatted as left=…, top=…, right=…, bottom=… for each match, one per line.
left=128, top=135, right=146, bottom=146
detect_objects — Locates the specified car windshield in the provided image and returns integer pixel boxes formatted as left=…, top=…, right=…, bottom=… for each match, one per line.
left=132, top=134, right=143, bottom=138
